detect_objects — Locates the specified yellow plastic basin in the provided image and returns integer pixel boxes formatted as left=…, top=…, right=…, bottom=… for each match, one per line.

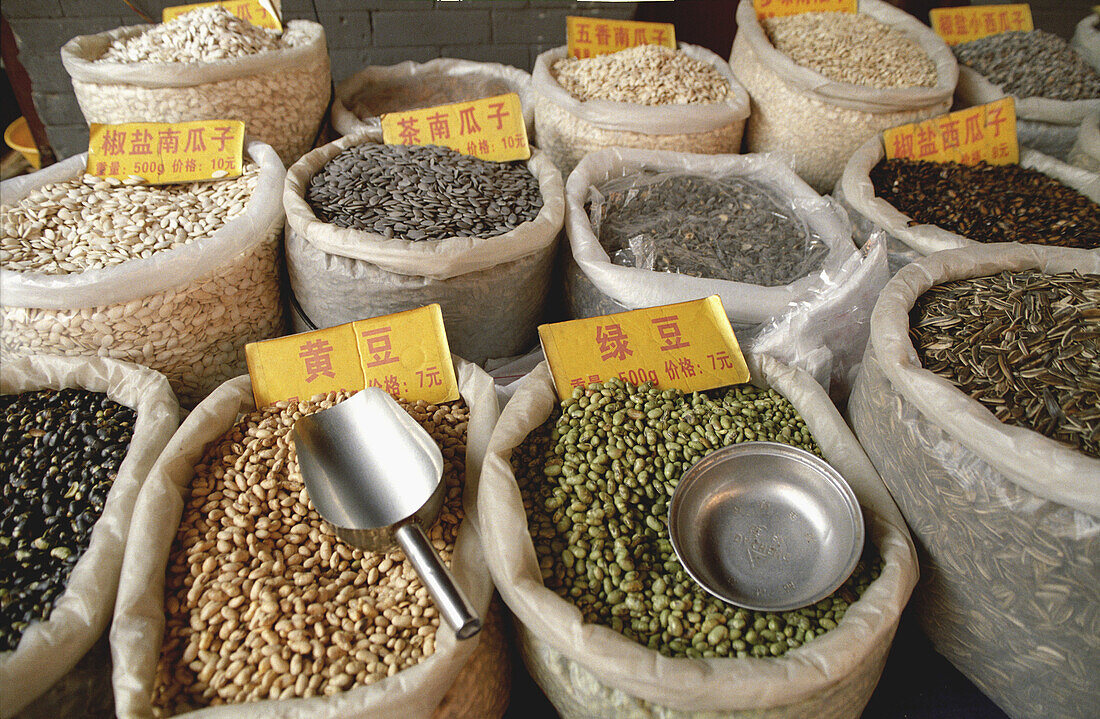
left=4, top=116, right=41, bottom=169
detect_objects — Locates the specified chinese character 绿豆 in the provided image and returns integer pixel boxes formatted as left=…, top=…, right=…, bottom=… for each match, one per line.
left=595, top=323, right=632, bottom=361
left=651, top=315, right=689, bottom=351
left=299, top=338, right=336, bottom=382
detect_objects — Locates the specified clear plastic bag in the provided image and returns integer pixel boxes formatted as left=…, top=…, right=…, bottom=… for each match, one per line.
left=531, top=43, right=749, bottom=177
left=283, top=130, right=564, bottom=365
left=565, top=147, right=887, bottom=400
left=590, top=171, right=827, bottom=287
left=331, top=58, right=534, bottom=141
left=474, top=356, right=917, bottom=719
left=848, top=243, right=1100, bottom=719
left=61, top=21, right=330, bottom=164
left=1069, top=109, right=1100, bottom=173
left=730, top=0, right=957, bottom=192
left=0, top=141, right=286, bottom=407
left=110, top=361, right=507, bottom=719
left=836, top=137, right=1100, bottom=264
left=0, top=356, right=179, bottom=718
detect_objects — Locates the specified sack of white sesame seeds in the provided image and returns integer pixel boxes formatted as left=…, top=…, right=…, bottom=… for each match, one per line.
left=60, top=9, right=330, bottom=165
left=331, top=58, right=535, bottom=142
left=531, top=42, right=749, bottom=177
left=110, top=359, right=509, bottom=719
left=730, top=0, right=957, bottom=193
left=0, top=140, right=286, bottom=408
left=0, top=356, right=178, bottom=718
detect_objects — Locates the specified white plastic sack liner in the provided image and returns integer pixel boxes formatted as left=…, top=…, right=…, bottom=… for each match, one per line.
left=331, top=58, right=534, bottom=141
left=61, top=21, right=330, bottom=164
left=730, top=0, right=957, bottom=193
left=476, top=357, right=917, bottom=719
left=284, top=130, right=564, bottom=365
left=836, top=136, right=1100, bottom=263
left=954, top=54, right=1100, bottom=161
left=531, top=43, right=749, bottom=176
left=1069, top=109, right=1100, bottom=173
left=564, top=147, right=888, bottom=399
left=111, top=359, right=507, bottom=719
left=1072, top=13, right=1100, bottom=71
left=848, top=244, right=1100, bottom=719
left=0, top=140, right=287, bottom=407
left=0, top=356, right=179, bottom=718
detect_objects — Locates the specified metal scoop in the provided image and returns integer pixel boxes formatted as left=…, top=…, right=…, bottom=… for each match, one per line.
left=290, top=388, right=481, bottom=639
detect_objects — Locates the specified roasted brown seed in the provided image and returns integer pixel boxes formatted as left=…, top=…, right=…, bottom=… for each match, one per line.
left=870, top=159, right=1100, bottom=249
left=151, top=391, right=468, bottom=715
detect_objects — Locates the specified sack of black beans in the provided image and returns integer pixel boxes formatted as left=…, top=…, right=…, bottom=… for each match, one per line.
left=110, top=360, right=509, bottom=718
left=60, top=7, right=330, bottom=164
left=1069, top=110, right=1100, bottom=173
left=331, top=58, right=535, bottom=142
left=0, top=355, right=178, bottom=717
left=284, top=131, right=564, bottom=366
left=564, top=147, right=888, bottom=400
left=531, top=43, right=749, bottom=177
left=1072, top=13, right=1100, bottom=72
left=835, top=137, right=1100, bottom=270
left=848, top=244, right=1100, bottom=719
left=952, top=29, right=1100, bottom=161
left=729, top=0, right=957, bottom=193
left=475, top=356, right=917, bottom=719
left=0, top=140, right=287, bottom=408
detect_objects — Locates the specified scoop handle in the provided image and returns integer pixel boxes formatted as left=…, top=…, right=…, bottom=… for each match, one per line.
left=395, top=523, right=481, bottom=640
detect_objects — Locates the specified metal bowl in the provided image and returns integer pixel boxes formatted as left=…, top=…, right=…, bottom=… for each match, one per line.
left=668, top=442, right=865, bottom=612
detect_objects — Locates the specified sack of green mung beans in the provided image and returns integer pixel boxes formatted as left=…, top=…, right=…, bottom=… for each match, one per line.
left=0, top=140, right=286, bottom=408
left=110, top=359, right=510, bottom=719
left=848, top=244, right=1100, bottom=719
left=563, top=147, right=888, bottom=400
left=835, top=137, right=1100, bottom=269
left=284, top=130, right=564, bottom=366
left=1072, top=13, right=1100, bottom=71
left=60, top=6, right=330, bottom=164
left=473, top=356, right=918, bottom=719
left=952, top=29, right=1100, bottom=161
left=0, top=355, right=178, bottom=718
left=331, top=58, right=534, bottom=141
left=729, top=0, right=957, bottom=193
left=531, top=43, right=749, bottom=177
left=1069, top=110, right=1100, bottom=172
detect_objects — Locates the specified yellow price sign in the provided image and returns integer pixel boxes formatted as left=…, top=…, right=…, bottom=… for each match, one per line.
left=245, top=305, right=459, bottom=408
left=884, top=98, right=1018, bottom=166
left=163, top=0, right=282, bottom=31
left=929, top=4, right=1032, bottom=46
left=87, top=120, right=244, bottom=184
left=565, top=17, right=676, bottom=58
left=753, top=0, right=858, bottom=21
left=381, top=92, right=529, bottom=163
left=538, top=296, right=750, bottom=402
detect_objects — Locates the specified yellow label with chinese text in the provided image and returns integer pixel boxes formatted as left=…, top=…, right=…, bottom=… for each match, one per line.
left=351, top=306, right=459, bottom=406
left=566, top=17, right=676, bottom=58
left=163, top=0, right=281, bottom=31
left=380, top=93, right=529, bottom=163
left=929, top=4, right=1032, bottom=45
left=538, top=296, right=750, bottom=402
left=883, top=98, right=1018, bottom=166
left=753, top=0, right=858, bottom=21
left=245, top=305, right=459, bottom=408
left=87, top=120, right=244, bottom=184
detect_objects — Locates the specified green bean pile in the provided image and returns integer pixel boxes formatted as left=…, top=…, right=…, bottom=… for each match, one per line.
left=513, top=379, right=881, bottom=659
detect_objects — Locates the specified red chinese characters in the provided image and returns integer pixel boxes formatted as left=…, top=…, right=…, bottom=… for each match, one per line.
left=596, top=323, right=632, bottom=361
left=299, top=338, right=336, bottom=383
left=361, top=326, right=399, bottom=367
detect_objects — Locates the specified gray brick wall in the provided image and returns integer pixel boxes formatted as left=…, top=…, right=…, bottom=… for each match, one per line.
left=4, top=0, right=637, bottom=159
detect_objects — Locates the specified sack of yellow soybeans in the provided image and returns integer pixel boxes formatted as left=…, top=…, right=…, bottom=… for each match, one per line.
left=475, top=355, right=918, bottom=719
left=110, top=359, right=509, bottom=719
left=0, top=356, right=178, bottom=718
